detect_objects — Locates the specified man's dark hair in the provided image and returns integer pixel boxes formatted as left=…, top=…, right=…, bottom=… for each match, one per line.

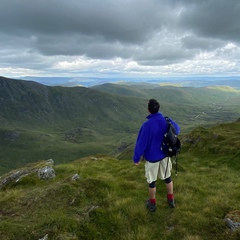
left=148, top=99, right=160, bottom=114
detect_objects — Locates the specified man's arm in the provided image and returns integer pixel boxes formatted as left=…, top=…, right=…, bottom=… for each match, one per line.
left=133, top=125, right=148, bottom=164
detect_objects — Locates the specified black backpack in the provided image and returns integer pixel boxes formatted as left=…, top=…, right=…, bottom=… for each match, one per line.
left=161, top=117, right=181, bottom=158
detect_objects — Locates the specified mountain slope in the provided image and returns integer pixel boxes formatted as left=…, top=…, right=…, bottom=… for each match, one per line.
left=0, top=120, right=240, bottom=239
left=181, top=118, right=240, bottom=170
left=92, top=82, right=240, bottom=105
left=1, top=76, right=240, bottom=175
left=92, top=82, right=240, bottom=132
left=0, top=76, right=147, bottom=130
left=0, top=77, right=147, bottom=174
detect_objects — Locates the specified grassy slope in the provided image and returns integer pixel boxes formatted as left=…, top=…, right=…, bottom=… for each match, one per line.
left=0, top=78, right=147, bottom=130
left=92, top=83, right=239, bottom=105
left=0, top=77, right=147, bottom=174
left=0, top=120, right=240, bottom=239
left=92, top=83, right=240, bottom=132
left=1, top=77, right=240, bottom=176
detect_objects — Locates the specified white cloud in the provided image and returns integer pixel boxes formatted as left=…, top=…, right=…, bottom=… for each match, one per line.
left=0, top=0, right=240, bottom=80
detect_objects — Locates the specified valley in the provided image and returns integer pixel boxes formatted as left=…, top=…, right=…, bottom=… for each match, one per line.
left=0, top=76, right=240, bottom=175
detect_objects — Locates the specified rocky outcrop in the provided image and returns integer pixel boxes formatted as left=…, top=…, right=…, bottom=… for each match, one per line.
left=0, top=159, right=56, bottom=190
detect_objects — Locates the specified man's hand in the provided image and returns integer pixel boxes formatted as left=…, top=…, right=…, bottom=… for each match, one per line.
left=134, top=161, right=141, bottom=166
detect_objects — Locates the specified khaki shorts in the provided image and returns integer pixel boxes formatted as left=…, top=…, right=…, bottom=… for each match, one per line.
left=145, top=157, right=172, bottom=183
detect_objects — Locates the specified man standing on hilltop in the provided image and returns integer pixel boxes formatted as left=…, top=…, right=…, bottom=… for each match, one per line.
left=133, top=99, right=180, bottom=212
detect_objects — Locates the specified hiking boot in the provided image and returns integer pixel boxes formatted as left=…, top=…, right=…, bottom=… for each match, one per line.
left=167, top=199, right=175, bottom=208
left=145, top=200, right=157, bottom=212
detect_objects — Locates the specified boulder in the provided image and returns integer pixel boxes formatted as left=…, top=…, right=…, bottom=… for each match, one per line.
left=37, top=166, right=56, bottom=180
left=0, top=159, right=55, bottom=189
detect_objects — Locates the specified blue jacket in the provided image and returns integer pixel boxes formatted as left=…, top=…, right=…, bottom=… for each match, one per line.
left=133, top=112, right=180, bottom=163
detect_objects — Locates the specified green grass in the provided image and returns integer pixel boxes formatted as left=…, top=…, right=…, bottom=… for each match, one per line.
left=1, top=119, right=240, bottom=240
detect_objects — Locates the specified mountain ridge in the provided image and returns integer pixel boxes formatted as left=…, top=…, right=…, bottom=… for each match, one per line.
left=0, top=76, right=240, bottom=175
left=0, top=76, right=147, bottom=129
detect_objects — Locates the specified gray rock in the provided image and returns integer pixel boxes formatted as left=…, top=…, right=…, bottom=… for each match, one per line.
left=0, top=169, right=31, bottom=189
left=45, top=159, right=54, bottom=165
left=0, top=160, right=56, bottom=189
left=39, top=234, right=48, bottom=240
left=224, top=217, right=240, bottom=231
left=38, top=166, right=56, bottom=180
left=72, top=173, right=80, bottom=181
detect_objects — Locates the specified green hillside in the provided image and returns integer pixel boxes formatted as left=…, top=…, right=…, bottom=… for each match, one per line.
left=91, top=82, right=239, bottom=105
left=0, top=77, right=146, bottom=174
left=1, top=76, right=240, bottom=175
left=92, top=82, right=240, bottom=132
left=0, top=120, right=240, bottom=239
left=0, top=77, right=146, bottom=130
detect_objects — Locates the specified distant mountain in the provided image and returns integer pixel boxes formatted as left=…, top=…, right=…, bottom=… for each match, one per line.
left=91, top=83, right=150, bottom=98
left=0, top=76, right=146, bottom=130
left=209, top=80, right=240, bottom=89
left=0, top=76, right=147, bottom=174
left=20, top=75, right=240, bottom=88
left=92, top=82, right=240, bottom=134
left=91, top=82, right=239, bottom=105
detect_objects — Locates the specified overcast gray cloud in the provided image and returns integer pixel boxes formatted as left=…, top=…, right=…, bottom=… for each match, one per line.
left=0, top=0, right=240, bottom=79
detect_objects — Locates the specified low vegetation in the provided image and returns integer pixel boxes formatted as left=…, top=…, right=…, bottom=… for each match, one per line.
left=0, top=120, right=240, bottom=239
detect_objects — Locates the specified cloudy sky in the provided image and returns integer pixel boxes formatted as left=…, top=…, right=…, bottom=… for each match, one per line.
left=1, top=0, right=240, bottom=81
